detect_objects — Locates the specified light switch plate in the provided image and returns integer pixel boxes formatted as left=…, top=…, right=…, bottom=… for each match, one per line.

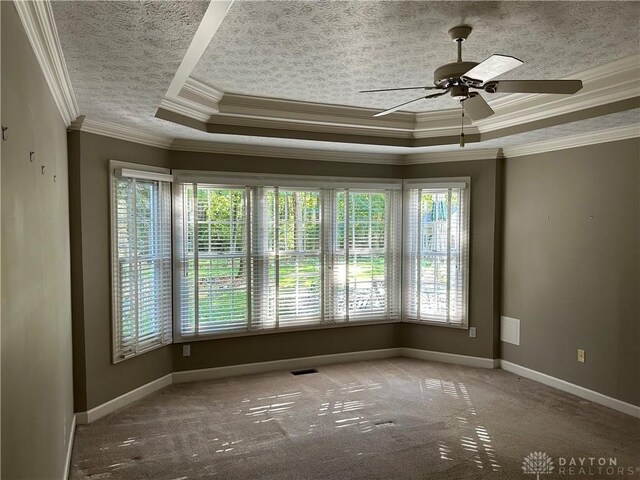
left=469, top=327, right=477, bottom=338
left=183, top=344, right=191, bottom=357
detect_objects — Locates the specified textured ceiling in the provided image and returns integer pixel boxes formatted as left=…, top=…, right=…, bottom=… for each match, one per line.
left=53, top=1, right=210, bottom=126
left=193, top=1, right=640, bottom=112
left=52, top=1, right=639, bottom=154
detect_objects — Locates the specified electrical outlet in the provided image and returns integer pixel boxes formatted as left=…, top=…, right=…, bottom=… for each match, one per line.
left=577, top=349, right=585, bottom=363
left=183, top=344, right=191, bottom=357
left=469, top=327, right=477, bottom=338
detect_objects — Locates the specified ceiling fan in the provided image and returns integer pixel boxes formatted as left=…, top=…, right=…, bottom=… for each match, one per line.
left=361, top=25, right=583, bottom=127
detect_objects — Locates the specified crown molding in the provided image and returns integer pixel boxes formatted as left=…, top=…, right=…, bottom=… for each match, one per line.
left=14, top=0, right=80, bottom=126
left=159, top=54, right=638, bottom=145
left=159, top=77, right=225, bottom=122
left=404, top=148, right=501, bottom=165
left=414, top=109, right=480, bottom=138
left=169, top=139, right=404, bottom=164
left=219, top=93, right=414, bottom=128
left=183, top=77, right=224, bottom=106
left=70, top=116, right=638, bottom=165
left=69, top=118, right=173, bottom=149
left=502, top=124, right=640, bottom=158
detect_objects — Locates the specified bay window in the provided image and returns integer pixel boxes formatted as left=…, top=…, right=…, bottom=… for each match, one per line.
left=111, top=165, right=471, bottom=359
left=173, top=172, right=402, bottom=340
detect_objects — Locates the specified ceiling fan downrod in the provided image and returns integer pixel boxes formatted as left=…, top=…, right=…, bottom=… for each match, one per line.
left=460, top=107, right=465, bottom=148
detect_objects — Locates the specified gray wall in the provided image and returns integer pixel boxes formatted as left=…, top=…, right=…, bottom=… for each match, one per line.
left=401, top=159, right=503, bottom=359
left=173, top=323, right=401, bottom=371
left=68, top=133, right=403, bottom=411
left=69, top=131, right=637, bottom=413
left=1, top=3, right=74, bottom=478
left=68, top=131, right=174, bottom=411
left=501, top=138, right=640, bottom=406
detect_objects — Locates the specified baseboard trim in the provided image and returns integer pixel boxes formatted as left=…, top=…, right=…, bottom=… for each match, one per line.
left=402, top=348, right=499, bottom=369
left=75, top=350, right=638, bottom=425
left=63, top=414, right=76, bottom=479
left=75, top=373, right=173, bottom=425
left=499, top=360, right=640, bottom=419
left=172, top=348, right=404, bottom=383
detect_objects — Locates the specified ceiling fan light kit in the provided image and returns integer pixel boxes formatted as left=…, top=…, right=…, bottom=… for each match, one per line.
left=361, top=25, right=584, bottom=147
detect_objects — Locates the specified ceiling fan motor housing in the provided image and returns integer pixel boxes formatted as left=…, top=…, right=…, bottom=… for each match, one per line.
left=433, top=61, right=479, bottom=88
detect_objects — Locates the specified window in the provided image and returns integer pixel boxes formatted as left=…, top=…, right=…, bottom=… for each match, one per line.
left=174, top=172, right=402, bottom=339
left=404, top=179, right=470, bottom=327
left=111, top=164, right=173, bottom=362
left=330, top=190, right=402, bottom=321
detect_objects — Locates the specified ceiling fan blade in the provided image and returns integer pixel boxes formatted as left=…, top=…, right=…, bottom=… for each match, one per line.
left=373, top=95, right=427, bottom=117
left=372, top=90, right=449, bottom=117
left=461, top=93, right=495, bottom=120
left=483, top=79, right=583, bottom=94
left=360, top=86, right=439, bottom=93
left=462, top=54, right=523, bottom=84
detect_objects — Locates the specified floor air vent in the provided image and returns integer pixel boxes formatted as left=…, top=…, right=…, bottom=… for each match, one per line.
left=291, top=368, right=318, bottom=376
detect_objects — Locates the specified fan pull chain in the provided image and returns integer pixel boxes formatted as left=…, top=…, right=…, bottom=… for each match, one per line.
left=460, top=106, right=465, bottom=148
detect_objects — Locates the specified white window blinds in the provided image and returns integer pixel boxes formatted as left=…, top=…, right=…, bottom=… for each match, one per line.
left=174, top=175, right=402, bottom=339
left=404, top=180, right=470, bottom=327
left=327, top=190, right=402, bottom=321
left=111, top=168, right=172, bottom=362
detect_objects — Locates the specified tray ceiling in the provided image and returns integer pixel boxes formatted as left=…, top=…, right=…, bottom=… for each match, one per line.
left=50, top=1, right=639, bottom=155
left=192, top=1, right=640, bottom=112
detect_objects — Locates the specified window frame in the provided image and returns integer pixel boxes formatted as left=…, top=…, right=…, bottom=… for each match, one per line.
left=109, top=160, right=174, bottom=363
left=172, top=170, right=403, bottom=343
left=402, top=177, right=471, bottom=329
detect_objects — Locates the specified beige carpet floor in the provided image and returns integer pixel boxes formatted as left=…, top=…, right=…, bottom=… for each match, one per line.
left=70, top=358, right=640, bottom=479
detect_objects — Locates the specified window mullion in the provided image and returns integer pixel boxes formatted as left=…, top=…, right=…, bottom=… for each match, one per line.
left=245, top=187, right=252, bottom=330
left=132, top=179, right=139, bottom=356
left=445, top=188, right=452, bottom=326
left=274, top=187, right=280, bottom=329
left=345, top=190, right=350, bottom=322
left=193, top=184, right=199, bottom=336
left=416, top=189, right=422, bottom=322
left=320, top=189, right=325, bottom=323
left=385, top=191, right=390, bottom=320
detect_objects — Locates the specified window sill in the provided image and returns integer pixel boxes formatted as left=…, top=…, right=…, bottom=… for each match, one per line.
left=112, top=339, right=171, bottom=364
left=402, top=318, right=469, bottom=330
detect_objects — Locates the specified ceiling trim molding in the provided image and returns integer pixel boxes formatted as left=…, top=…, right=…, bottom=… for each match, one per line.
left=503, top=124, right=640, bottom=158
left=159, top=54, right=638, bottom=145
left=158, top=97, right=212, bottom=123
left=14, top=0, right=80, bottom=126
left=69, top=118, right=173, bottom=149
left=158, top=77, right=225, bottom=122
left=70, top=116, right=638, bottom=165
left=404, top=148, right=501, bottom=165
left=164, top=0, right=234, bottom=98
left=169, top=139, right=404, bottom=165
